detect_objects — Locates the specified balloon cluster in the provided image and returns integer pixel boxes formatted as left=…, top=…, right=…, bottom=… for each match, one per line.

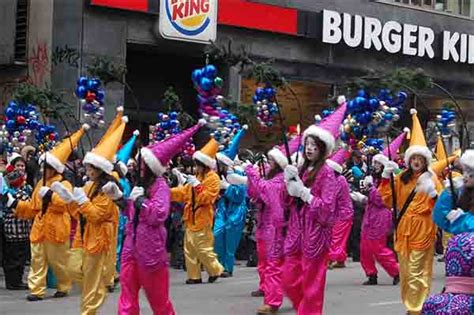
left=151, top=111, right=181, bottom=142
left=363, top=138, right=385, bottom=154
left=35, top=124, right=58, bottom=152
left=181, top=139, right=196, bottom=160
left=75, top=76, right=105, bottom=127
left=341, top=89, right=407, bottom=149
left=0, top=101, right=56, bottom=153
left=192, top=64, right=241, bottom=148
left=253, top=86, right=278, bottom=128
left=436, top=106, right=456, bottom=137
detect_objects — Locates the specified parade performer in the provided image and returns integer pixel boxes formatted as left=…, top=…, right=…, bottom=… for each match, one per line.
left=282, top=98, right=346, bottom=314
left=56, top=118, right=126, bottom=315
left=118, top=121, right=204, bottom=314
left=421, top=150, right=474, bottom=314
left=355, top=129, right=407, bottom=285
left=2, top=154, right=32, bottom=290
left=379, top=109, right=442, bottom=314
left=111, top=129, right=139, bottom=288
left=11, top=124, right=88, bottom=301
left=326, top=148, right=353, bottom=269
left=214, top=125, right=248, bottom=277
left=246, top=135, right=300, bottom=314
left=171, top=137, right=224, bottom=284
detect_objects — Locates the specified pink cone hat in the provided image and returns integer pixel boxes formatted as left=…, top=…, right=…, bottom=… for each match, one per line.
left=303, top=96, right=348, bottom=155
left=382, top=127, right=410, bottom=159
left=326, top=148, right=350, bottom=173
left=268, top=134, right=302, bottom=170
left=141, top=119, right=206, bottom=175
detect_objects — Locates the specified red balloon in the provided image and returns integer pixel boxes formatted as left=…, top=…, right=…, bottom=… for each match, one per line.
left=16, top=116, right=26, bottom=124
left=86, top=92, right=96, bottom=103
left=49, top=133, right=56, bottom=141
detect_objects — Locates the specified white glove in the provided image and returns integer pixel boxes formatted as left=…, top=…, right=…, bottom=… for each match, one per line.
left=362, top=175, right=374, bottom=188
left=102, top=181, right=123, bottom=201
left=6, top=193, right=16, bottom=208
left=416, top=172, right=437, bottom=198
left=446, top=208, right=464, bottom=223
left=350, top=191, right=368, bottom=204
left=381, top=161, right=398, bottom=179
left=242, top=160, right=252, bottom=169
left=130, top=186, right=145, bottom=202
left=220, top=178, right=230, bottom=190
left=187, top=175, right=201, bottom=187
left=73, top=187, right=88, bottom=205
left=287, top=179, right=313, bottom=203
left=39, top=186, right=51, bottom=198
left=51, top=182, right=74, bottom=203
left=284, top=165, right=299, bottom=182
left=172, top=168, right=186, bottom=186
left=227, top=173, right=248, bottom=185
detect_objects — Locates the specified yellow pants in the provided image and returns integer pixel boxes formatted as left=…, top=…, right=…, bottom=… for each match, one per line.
left=442, top=231, right=453, bottom=255
left=29, top=241, right=71, bottom=297
left=398, top=245, right=434, bottom=315
left=184, top=226, right=224, bottom=280
left=68, top=248, right=108, bottom=315
left=103, top=230, right=118, bottom=287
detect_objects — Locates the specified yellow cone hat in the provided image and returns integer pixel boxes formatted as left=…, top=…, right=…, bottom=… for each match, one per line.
left=96, top=106, right=124, bottom=147
left=83, top=116, right=128, bottom=174
left=404, top=109, right=432, bottom=165
left=431, top=155, right=458, bottom=177
left=435, top=136, right=448, bottom=162
left=193, top=137, right=219, bottom=169
left=39, top=124, right=90, bottom=173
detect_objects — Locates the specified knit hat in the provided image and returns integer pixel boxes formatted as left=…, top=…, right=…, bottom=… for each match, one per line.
left=372, top=127, right=410, bottom=166
left=116, top=130, right=139, bottom=175
left=141, top=120, right=205, bottom=176
left=83, top=117, right=128, bottom=174
left=404, top=109, right=432, bottom=166
left=216, top=125, right=248, bottom=167
left=303, top=96, right=347, bottom=155
left=267, top=133, right=302, bottom=170
left=39, top=124, right=90, bottom=173
left=326, top=148, right=350, bottom=174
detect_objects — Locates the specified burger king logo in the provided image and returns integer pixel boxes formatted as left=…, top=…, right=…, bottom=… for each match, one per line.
left=165, top=0, right=212, bottom=36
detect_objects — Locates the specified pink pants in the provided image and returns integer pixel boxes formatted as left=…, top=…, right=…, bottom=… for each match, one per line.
left=256, top=239, right=283, bottom=308
left=282, top=252, right=329, bottom=315
left=360, top=237, right=399, bottom=277
left=328, top=219, right=353, bottom=263
left=118, top=259, right=175, bottom=315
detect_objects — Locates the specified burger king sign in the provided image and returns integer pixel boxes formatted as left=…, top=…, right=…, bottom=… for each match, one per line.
left=159, top=0, right=218, bottom=44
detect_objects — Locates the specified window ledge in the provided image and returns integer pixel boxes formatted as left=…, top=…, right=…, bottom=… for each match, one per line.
left=375, top=0, right=474, bottom=21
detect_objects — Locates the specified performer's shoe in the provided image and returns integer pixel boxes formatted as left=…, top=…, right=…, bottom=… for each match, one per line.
left=208, top=275, right=220, bottom=283
left=106, top=285, right=115, bottom=293
left=220, top=271, right=233, bottom=278
left=256, top=304, right=278, bottom=314
left=363, top=275, right=378, bottom=285
left=332, top=262, right=346, bottom=269
left=392, top=275, right=400, bottom=285
left=53, top=291, right=68, bottom=298
left=437, top=256, right=445, bottom=262
left=251, top=289, right=264, bottom=297
left=6, top=283, right=28, bottom=290
left=26, top=294, right=43, bottom=302
left=185, top=279, right=203, bottom=285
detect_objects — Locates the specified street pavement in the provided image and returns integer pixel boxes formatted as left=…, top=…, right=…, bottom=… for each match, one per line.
left=0, top=259, right=444, bottom=314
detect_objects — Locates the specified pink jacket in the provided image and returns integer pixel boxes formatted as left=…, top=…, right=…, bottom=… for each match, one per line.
left=335, top=174, right=354, bottom=222
left=246, top=166, right=286, bottom=259
left=361, top=186, right=393, bottom=240
left=121, top=177, right=170, bottom=272
left=284, top=164, right=339, bottom=259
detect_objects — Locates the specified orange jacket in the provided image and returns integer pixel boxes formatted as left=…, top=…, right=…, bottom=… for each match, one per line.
left=379, top=171, right=442, bottom=256
left=171, top=170, right=220, bottom=232
left=15, top=175, right=72, bottom=244
left=70, top=181, right=118, bottom=254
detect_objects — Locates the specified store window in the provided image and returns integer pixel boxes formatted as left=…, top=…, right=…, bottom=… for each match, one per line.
left=391, top=0, right=474, bottom=18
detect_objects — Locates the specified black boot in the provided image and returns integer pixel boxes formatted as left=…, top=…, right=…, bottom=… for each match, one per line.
left=185, top=279, right=202, bottom=285
left=393, top=274, right=400, bottom=285
left=208, top=275, right=220, bottom=283
left=220, top=271, right=233, bottom=278
left=26, top=294, right=43, bottom=302
left=363, top=275, right=378, bottom=285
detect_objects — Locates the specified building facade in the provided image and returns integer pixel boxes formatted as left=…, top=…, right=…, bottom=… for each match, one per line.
left=0, top=0, right=473, bottom=148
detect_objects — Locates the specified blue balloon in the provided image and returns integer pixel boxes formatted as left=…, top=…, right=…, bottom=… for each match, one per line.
left=8, top=101, right=18, bottom=109
left=6, top=120, right=16, bottom=130
left=87, top=78, right=100, bottom=90
left=96, top=90, right=105, bottom=101
left=200, top=77, right=213, bottom=91
left=169, top=111, right=178, bottom=120
left=357, top=89, right=366, bottom=98
left=264, top=87, right=275, bottom=98
left=252, top=95, right=259, bottom=104
left=256, top=87, right=264, bottom=99
left=203, top=65, right=217, bottom=79
left=192, top=69, right=203, bottom=83
left=75, top=86, right=87, bottom=98
left=5, top=107, right=16, bottom=119
left=77, top=76, right=88, bottom=86
left=369, top=98, right=379, bottom=110
left=29, top=120, right=39, bottom=130
left=384, top=113, right=393, bottom=121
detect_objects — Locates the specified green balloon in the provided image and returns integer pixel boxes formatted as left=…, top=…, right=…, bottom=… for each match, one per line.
left=214, top=77, right=223, bottom=87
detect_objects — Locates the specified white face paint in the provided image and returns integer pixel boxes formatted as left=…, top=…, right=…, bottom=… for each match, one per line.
left=304, top=137, right=321, bottom=162
left=410, top=154, right=426, bottom=173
